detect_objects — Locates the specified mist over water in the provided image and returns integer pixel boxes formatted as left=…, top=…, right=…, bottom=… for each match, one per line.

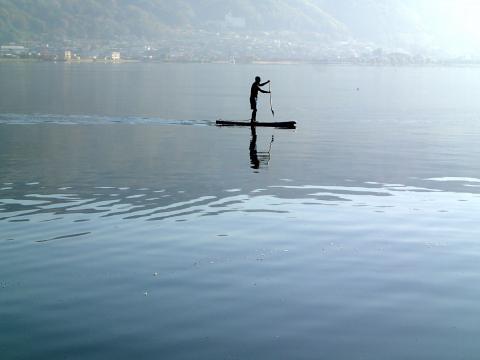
left=1, top=62, right=480, bottom=359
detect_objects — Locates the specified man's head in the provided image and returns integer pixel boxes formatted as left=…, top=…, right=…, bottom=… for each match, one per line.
left=255, top=76, right=261, bottom=83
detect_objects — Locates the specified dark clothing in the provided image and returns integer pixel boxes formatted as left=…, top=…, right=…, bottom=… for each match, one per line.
left=250, top=80, right=269, bottom=123
left=250, top=97, right=257, bottom=110
left=250, top=81, right=269, bottom=99
left=250, top=83, right=260, bottom=99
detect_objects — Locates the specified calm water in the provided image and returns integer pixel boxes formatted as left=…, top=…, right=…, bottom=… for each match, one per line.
left=1, top=62, right=480, bottom=359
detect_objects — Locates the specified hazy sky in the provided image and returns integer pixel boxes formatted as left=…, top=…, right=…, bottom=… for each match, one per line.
left=317, top=0, right=480, bottom=55
left=413, top=0, right=480, bottom=54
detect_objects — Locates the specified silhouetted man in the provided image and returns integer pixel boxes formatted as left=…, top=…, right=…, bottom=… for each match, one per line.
left=250, top=76, right=270, bottom=123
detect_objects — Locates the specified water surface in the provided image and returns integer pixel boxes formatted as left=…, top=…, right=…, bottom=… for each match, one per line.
left=1, top=62, right=480, bottom=359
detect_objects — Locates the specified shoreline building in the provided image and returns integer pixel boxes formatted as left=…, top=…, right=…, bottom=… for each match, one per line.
left=64, top=50, right=72, bottom=61
left=111, top=52, right=121, bottom=61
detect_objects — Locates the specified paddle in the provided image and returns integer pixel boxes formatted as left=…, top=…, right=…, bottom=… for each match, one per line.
left=269, top=82, right=275, bottom=118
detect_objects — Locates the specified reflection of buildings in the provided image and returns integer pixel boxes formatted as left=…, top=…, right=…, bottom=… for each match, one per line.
left=64, top=50, right=72, bottom=61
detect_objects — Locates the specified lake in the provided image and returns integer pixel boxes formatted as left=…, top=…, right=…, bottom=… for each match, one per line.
left=1, top=62, right=480, bottom=360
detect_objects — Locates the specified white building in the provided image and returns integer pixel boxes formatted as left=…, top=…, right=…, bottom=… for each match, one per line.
left=111, top=52, right=121, bottom=61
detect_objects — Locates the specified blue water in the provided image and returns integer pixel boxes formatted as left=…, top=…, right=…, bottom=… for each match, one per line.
left=1, top=62, right=480, bottom=359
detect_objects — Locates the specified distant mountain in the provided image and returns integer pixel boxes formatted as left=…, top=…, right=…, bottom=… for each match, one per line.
left=1, top=0, right=477, bottom=56
left=0, top=0, right=348, bottom=42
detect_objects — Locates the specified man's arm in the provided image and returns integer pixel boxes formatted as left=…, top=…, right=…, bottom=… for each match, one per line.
left=258, top=88, right=271, bottom=94
left=259, top=80, right=271, bottom=86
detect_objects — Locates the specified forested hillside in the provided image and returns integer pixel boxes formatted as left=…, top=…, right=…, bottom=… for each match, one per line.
left=0, top=0, right=347, bottom=42
left=1, top=0, right=476, bottom=56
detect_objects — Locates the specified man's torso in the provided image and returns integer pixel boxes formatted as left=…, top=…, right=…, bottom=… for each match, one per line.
left=250, top=83, right=259, bottom=99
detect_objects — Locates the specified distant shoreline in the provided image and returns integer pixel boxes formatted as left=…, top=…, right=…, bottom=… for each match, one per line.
left=2, top=58, right=480, bottom=67
left=0, top=58, right=139, bottom=64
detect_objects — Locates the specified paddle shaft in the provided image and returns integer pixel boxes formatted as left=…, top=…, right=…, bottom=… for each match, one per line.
left=269, top=83, right=275, bottom=118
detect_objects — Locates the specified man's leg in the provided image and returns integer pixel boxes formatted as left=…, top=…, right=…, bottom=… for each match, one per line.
left=251, top=109, right=257, bottom=123
left=250, top=97, right=257, bottom=123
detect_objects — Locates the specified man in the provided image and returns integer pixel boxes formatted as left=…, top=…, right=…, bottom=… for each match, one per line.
left=250, top=76, right=270, bottom=123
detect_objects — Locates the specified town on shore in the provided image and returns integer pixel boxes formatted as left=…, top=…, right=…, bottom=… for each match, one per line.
left=2, top=32, right=479, bottom=66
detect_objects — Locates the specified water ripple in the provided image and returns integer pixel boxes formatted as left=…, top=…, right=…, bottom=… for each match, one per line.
left=1, top=179, right=480, bottom=245
left=0, top=113, right=214, bottom=126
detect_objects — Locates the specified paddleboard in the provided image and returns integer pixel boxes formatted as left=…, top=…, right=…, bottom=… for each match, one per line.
left=216, top=120, right=296, bottom=129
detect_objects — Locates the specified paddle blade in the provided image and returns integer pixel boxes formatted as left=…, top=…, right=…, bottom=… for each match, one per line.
left=269, top=82, right=274, bottom=118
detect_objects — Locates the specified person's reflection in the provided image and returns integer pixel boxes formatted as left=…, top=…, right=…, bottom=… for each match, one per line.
left=249, top=126, right=274, bottom=170
left=250, top=125, right=260, bottom=169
